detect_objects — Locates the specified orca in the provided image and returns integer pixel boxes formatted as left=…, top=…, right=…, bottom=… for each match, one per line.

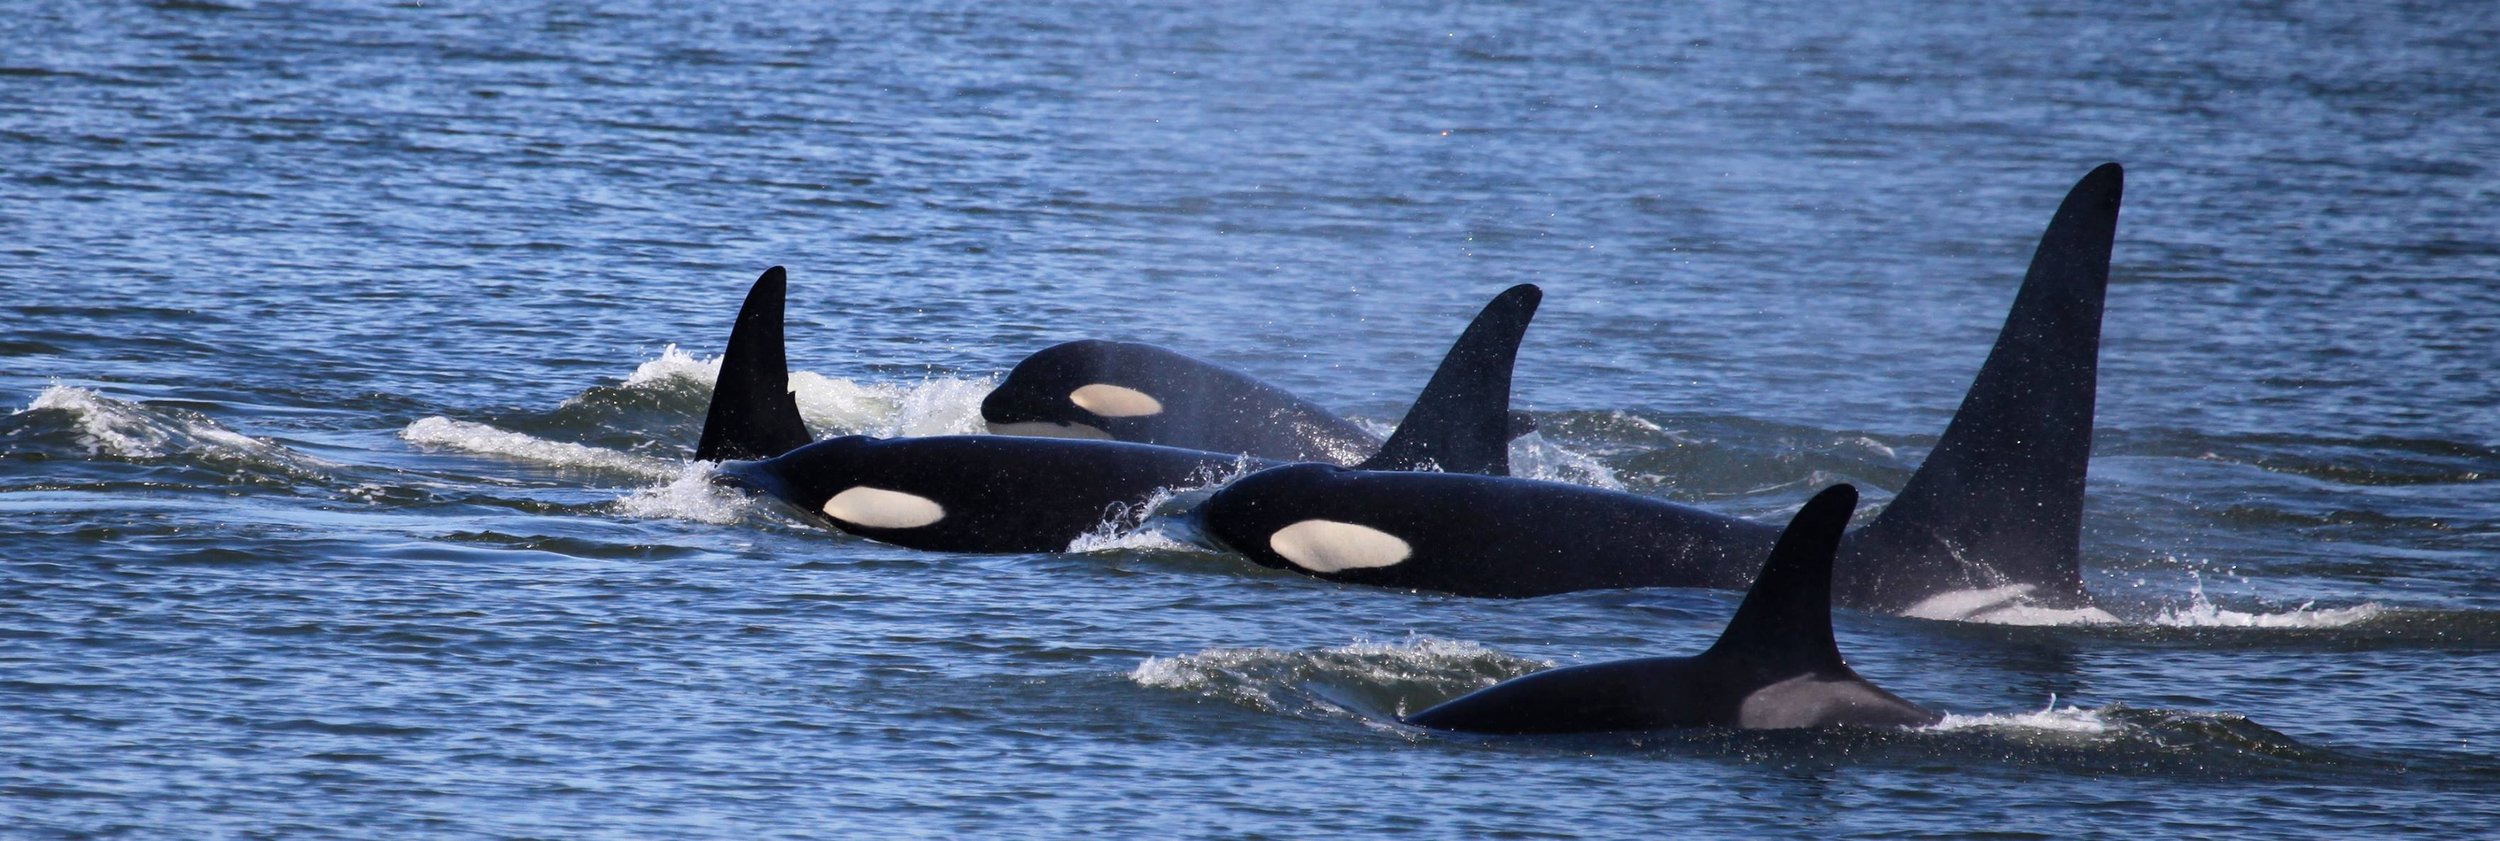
left=1192, top=163, right=2127, bottom=618
left=694, top=268, right=1540, bottom=553
left=982, top=340, right=1381, bottom=463
left=717, top=434, right=1255, bottom=553
left=1406, top=485, right=1942, bottom=733
left=983, top=341, right=1542, bottom=464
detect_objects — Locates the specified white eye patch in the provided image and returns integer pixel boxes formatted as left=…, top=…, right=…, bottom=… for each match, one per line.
left=985, top=420, right=1115, bottom=440
left=1267, top=519, right=1411, bottom=572
left=822, top=486, right=947, bottom=529
left=1069, top=384, right=1164, bottom=418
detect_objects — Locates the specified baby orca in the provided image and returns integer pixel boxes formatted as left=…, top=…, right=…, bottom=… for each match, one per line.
left=1406, top=485, right=1941, bottom=733
left=694, top=268, right=1538, bottom=553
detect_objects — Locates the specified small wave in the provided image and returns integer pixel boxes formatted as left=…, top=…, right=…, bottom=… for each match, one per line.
left=1066, top=522, right=1202, bottom=554
left=1933, top=701, right=2344, bottom=767
left=400, top=416, right=678, bottom=479
left=27, top=385, right=263, bottom=458
left=1899, top=585, right=2124, bottom=626
left=612, top=463, right=756, bottom=525
left=1130, top=637, right=1546, bottom=720
left=1900, top=580, right=2384, bottom=630
left=1508, top=431, right=1626, bottom=490
left=1846, top=435, right=1898, bottom=460
left=13, top=385, right=329, bottom=476
left=1130, top=636, right=1538, bottom=690
left=620, top=344, right=721, bottom=388
left=1064, top=461, right=1258, bottom=553
left=1929, top=698, right=2115, bottom=735
left=1130, top=638, right=1540, bottom=720
left=872, top=376, right=992, bottom=438
left=2150, top=576, right=2384, bottom=629
left=619, top=344, right=989, bottom=437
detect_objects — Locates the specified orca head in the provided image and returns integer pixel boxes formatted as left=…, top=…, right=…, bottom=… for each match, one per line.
left=983, top=340, right=1169, bottom=440
left=1196, top=463, right=1420, bottom=575
left=721, top=435, right=955, bottom=532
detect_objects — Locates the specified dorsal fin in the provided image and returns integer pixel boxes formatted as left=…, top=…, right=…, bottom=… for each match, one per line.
left=1357, top=284, right=1541, bottom=475
left=694, top=266, right=813, bottom=461
left=1845, top=163, right=2123, bottom=610
left=1706, top=484, right=1857, bottom=673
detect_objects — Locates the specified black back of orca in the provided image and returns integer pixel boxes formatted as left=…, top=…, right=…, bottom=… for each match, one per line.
left=724, top=435, right=1257, bottom=553
left=982, top=284, right=1543, bottom=473
left=1405, top=485, right=1940, bottom=733
left=1196, top=164, right=2125, bottom=613
left=1194, top=463, right=1772, bottom=597
left=691, top=269, right=1534, bottom=553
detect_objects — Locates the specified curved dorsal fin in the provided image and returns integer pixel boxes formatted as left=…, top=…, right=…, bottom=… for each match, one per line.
left=1358, top=284, right=1542, bottom=475
left=694, top=266, right=813, bottom=462
left=1848, top=163, right=2123, bottom=609
left=1707, top=484, right=1857, bottom=673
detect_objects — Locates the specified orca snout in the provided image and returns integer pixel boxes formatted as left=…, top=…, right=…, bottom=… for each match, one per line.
left=978, top=384, right=1039, bottom=423
left=710, top=459, right=796, bottom=501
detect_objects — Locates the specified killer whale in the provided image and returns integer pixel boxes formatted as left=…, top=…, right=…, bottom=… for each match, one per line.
left=1407, top=485, right=1940, bottom=733
left=1193, top=163, right=2126, bottom=617
left=983, top=341, right=1541, bottom=464
left=695, top=268, right=1541, bottom=553
left=982, top=340, right=1379, bottom=463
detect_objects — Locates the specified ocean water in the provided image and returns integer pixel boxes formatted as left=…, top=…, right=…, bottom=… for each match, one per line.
left=5, top=0, right=2497, bottom=837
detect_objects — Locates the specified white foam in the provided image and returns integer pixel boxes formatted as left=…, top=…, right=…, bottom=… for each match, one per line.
left=621, top=343, right=722, bottom=388
left=400, top=416, right=677, bottom=479
left=1902, top=575, right=2385, bottom=629
left=619, top=343, right=992, bottom=437
left=1928, top=698, right=2115, bottom=735
left=1899, top=584, right=2123, bottom=626
left=870, top=375, right=993, bottom=438
left=1126, top=649, right=1251, bottom=692
left=1065, top=526, right=1202, bottom=554
left=1506, top=432, right=1626, bottom=490
left=1128, top=637, right=1528, bottom=694
left=2151, top=575, right=2384, bottom=628
left=1615, top=411, right=1667, bottom=433
left=1063, top=473, right=1246, bottom=554
left=612, top=463, right=756, bottom=524
left=1135, top=637, right=1545, bottom=730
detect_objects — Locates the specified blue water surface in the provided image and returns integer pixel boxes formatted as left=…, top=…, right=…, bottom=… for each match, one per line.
left=4, top=1, right=2498, bottom=837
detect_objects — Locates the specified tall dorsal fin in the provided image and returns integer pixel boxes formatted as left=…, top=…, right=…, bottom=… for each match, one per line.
left=1357, top=284, right=1542, bottom=475
left=1706, top=484, right=1857, bottom=673
left=694, top=266, right=813, bottom=461
left=1845, top=163, right=2123, bottom=610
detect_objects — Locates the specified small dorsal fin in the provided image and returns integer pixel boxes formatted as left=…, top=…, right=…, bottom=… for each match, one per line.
left=1706, top=484, right=1857, bottom=673
left=1357, top=284, right=1542, bottom=475
left=1847, top=163, right=2123, bottom=609
left=694, top=266, right=813, bottom=461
